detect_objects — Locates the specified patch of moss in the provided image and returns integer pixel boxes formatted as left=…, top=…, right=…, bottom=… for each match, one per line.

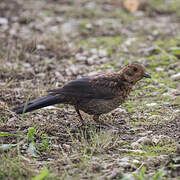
left=77, top=36, right=125, bottom=57
left=142, top=144, right=176, bottom=156
left=155, top=38, right=180, bottom=50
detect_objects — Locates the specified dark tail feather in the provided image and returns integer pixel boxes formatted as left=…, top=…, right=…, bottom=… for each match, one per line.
left=14, top=94, right=63, bottom=114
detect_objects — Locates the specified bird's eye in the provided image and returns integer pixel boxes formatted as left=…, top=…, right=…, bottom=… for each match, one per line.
left=133, top=67, right=138, bottom=72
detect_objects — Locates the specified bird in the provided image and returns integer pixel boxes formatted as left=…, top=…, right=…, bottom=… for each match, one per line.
left=13, top=63, right=151, bottom=125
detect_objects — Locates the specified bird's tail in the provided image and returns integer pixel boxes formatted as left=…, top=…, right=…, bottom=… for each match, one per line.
left=14, top=94, right=63, bottom=114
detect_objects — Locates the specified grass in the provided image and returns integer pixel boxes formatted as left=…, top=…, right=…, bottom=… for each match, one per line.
left=0, top=0, right=180, bottom=179
left=133, top=166, right=166, bottom=180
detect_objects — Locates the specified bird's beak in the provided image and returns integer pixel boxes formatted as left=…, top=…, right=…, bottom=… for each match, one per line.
left=143, top=73, right=151, bottom=78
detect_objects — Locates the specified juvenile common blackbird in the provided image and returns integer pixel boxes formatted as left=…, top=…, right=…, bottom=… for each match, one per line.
left=14, top=63, right=151, bottom=124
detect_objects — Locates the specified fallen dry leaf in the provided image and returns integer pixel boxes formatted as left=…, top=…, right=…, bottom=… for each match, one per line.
left=123, top=0, right=139, bottom=13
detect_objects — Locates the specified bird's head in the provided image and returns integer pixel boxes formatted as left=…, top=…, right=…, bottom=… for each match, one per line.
left=121, top=63, right=151, bottom=85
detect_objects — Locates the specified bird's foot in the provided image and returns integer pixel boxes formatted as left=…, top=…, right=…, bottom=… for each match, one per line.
left=70, top=122, right=85, bottom=133
left=95, top=121, right=119, bottom=130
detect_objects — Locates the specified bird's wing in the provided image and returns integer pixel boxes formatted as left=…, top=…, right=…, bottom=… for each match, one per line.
left=48, top=77, right=116, bottom=100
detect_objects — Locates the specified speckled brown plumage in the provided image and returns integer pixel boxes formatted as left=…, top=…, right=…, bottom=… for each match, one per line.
left=14, top=63, right=151, bottom=124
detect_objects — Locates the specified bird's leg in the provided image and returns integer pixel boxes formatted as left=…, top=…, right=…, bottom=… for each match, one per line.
left=93, top=115, right=109, bottom=126
left=93, top=115, right=118, bottom=130
left=75, top=107, right=84, bottom=125
left=93, top=115, right=100, bottom=123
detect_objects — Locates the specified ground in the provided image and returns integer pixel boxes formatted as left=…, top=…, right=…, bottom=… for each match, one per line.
left=0, top=0, right=180, bottom=179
